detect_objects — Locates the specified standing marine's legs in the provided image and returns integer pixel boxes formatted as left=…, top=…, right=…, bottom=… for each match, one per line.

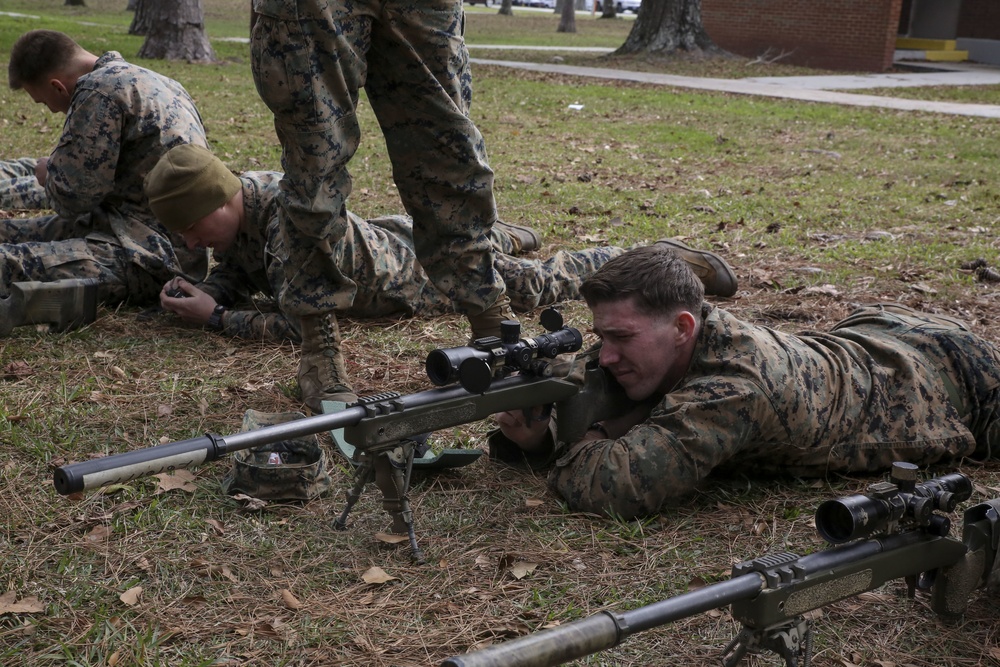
left=250, top=0, right=375, bottom=411
left=365, top=0, right=510, bottom=338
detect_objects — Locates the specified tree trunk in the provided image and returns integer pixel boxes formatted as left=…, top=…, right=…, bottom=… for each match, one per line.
left=136, top=0, right=217, bottom=63
left=615, top=0, right=723, bottom=56
left=599, top=0, right=617, bottom=19
left=129, top=0, right=153, bottom=35
left=497, top=0, right=514, bottom=16
left=65, top=0, right=86, bottom=6
left=127, top=0, right=138, bottom=10
left=557, top=0, right=577, bottom=33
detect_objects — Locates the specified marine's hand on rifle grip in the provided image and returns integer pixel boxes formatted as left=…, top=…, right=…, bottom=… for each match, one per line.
left=496, top=405, right=552, bottom=452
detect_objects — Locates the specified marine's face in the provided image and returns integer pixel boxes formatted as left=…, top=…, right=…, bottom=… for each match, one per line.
left=180, top=206, right=239, bottom=253
left=22, top=79, right=71, bottom=114
left=591, top=297, right=692, bottom=401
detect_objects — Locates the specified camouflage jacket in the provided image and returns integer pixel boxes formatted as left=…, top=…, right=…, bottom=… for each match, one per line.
left=202, top=172, right=446, bottom=342
left=47, top=51, right=209, bottom=282
left=492, top=304, right=991, bottom=518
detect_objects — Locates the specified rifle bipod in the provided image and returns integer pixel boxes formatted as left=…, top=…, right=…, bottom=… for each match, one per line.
left=332, top=439, right=426, bottom=564
left=721, top=617, right=813, bottom=667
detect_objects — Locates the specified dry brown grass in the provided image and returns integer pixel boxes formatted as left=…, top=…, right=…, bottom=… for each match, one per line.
left=2, top=2, right=1000, bottom=666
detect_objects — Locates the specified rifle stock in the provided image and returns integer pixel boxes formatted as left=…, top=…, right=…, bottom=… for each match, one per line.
left=442, top=468, right=1000, bottom=667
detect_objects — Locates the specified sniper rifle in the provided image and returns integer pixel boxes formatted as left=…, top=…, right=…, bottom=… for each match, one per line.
left=53, top=310, right=618, bottom=562
left=442, top=462, right=1000, bottom=667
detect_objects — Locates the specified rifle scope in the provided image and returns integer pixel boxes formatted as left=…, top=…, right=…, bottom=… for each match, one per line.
left=815, top=462, right=972, bottom=544
left=426, top=310, right=583, bottom=393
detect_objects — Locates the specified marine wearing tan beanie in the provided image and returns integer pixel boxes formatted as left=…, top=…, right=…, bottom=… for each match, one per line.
left=145, top=143, right=242, bottom=232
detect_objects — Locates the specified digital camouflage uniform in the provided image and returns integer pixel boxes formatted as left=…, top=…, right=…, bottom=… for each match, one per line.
left=250, top=0, right=506, bottom=318
left=199, top=172, right=621, bottom=342
left=0, top=52, right=209, bottom=305
left=0, top=158, right=48, bottom=210
left=491, top=304, right=1000, bottom=519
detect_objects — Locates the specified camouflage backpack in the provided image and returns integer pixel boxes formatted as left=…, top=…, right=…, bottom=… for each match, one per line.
left=221, top=409, right=333, bottom=501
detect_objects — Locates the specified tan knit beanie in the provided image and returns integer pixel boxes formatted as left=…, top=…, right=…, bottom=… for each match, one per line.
left=145, top=144, right=242, bottom=232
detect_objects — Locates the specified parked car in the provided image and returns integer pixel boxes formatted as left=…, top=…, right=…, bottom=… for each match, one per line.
left=615, top=0, right=641, bottom=12
left=464, top=0, right=493, bottom=5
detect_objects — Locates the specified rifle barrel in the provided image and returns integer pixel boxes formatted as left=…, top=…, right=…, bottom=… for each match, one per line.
left=441, top=573, right=764, bottom=667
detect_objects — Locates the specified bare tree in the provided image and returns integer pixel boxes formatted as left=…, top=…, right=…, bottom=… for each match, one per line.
left=133, top=0, right=217, bottom=63
left=615, top=0, right=724, bottom=57
left=557, top=0, right=577, bottom=33
left=497, top=0, right=514, bottom=16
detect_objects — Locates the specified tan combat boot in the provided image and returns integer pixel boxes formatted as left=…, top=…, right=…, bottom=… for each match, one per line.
left=466, top=296, right=516, bottom=341
left=297, top=312, right=357, bottom=414
left=656, top=238, right=738, bottom=297
left=494, top=221, right=541, bottom=254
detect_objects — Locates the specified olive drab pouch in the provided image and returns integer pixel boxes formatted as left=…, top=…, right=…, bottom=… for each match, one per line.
left=221, top=409, right=333, bottom=501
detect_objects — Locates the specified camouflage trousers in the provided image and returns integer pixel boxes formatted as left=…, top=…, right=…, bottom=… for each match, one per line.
left=250, top=0, right=505, bottom=318
left=832, top=304, right=1000, bottom=460
left=0, top=158, right=49, bottom=211
left=0, top=215, right=176, bottom=307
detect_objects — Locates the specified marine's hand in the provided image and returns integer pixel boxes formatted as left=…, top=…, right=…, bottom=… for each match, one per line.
left=160, top=278, right=216, bottom=324
left=496, top=406, right=551, bottom=452
left=35, top=157, right=49, bottom=186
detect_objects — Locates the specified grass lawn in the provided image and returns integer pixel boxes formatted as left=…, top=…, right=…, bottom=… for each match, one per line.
left=1, top=2, right=999, bottom=666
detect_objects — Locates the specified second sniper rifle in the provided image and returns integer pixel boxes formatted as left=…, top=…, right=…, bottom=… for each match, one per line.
left=442, top=462, right=1000, bottom=667
left=53, top=309, right=599, bottom=562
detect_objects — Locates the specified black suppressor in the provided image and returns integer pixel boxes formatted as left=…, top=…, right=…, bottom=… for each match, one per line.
left=815, top=462, right=972, bottom=544
left=426, top=310, right=583, bottom=393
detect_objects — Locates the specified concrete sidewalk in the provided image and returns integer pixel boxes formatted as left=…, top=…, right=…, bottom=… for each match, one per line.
left=471, top=56, right=1000, bottom=119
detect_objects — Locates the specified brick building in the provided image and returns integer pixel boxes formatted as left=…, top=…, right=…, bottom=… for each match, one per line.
left=701, top=0, right=999, bottom=72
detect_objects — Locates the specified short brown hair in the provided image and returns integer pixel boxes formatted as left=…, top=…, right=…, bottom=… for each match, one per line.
left=580, top=244, right=704, bottom=317
left=8, top=30, right=82, bottom=90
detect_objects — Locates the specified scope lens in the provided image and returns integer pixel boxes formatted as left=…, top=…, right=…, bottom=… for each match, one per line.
left=815, top=500, right=857, bottom=543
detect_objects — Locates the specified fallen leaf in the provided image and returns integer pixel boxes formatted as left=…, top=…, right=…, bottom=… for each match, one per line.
left=510, top=561, right=538, bottom=579
left=119, top=586, right=143, bottom=606
left=205, top=519, right=225, bottom=535
left=279, top=589, right=302, bottom=610
left=2, top=360, right=32, bottom=379
left=524, top=498, right=544, bottom=508
left=231, top=494, right=268, bottom=510
left=0, top=591, right=45, bottom=614
left=86, top=525, right=112, bottom=541
left=157, top=404, right=173, bottom=417
left=801, top=284, right=839, bottom=296
left=154, top=470, right=197, bottom=494
left=361, top=566, right=398, bottom=584
left=374, top=532, right=408, bottom=544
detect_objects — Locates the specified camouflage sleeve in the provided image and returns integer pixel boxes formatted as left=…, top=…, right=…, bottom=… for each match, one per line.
left=198, top=259, right=250, bottom=307
left=219, top=309, right=300, bottom=343
left=546, top=379, right=772, bottom=519
left=45, top=89, right=123, bottom=217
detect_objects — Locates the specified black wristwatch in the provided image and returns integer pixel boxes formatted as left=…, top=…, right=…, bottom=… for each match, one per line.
left=207, top=304, right=226, bottom=331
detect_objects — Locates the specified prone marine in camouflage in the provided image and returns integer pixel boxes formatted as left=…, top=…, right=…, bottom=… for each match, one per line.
left=490, top=244, right=1000, bottom=519
left=0, top=31, right=209, bottom=318
left=144, top=144, right=623, bottom=342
